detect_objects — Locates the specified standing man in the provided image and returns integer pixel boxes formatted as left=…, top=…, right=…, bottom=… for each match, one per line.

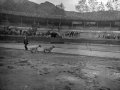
left=23, top=36, right=29, bottom=50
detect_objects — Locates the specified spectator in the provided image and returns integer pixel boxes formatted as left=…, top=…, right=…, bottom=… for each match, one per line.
left=23, top=36, right=29, bottom=50
left=20, top=29, right=22, bottom=35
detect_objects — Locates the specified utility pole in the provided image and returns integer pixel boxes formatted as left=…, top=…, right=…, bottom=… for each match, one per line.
left=21, top=17, right=22, bottom=27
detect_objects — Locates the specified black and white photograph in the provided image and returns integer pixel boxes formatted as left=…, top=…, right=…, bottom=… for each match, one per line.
left=0, top=0, right=120, bottom=90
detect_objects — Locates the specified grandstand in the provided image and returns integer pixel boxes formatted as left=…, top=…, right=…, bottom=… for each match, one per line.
left=0, top=9, right=120, bottom=31
left=0, top=0, right=120, bottom=40
left=0, top=9, right=120, bottom=40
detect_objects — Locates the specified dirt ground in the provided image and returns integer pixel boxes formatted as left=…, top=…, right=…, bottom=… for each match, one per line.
left=0, top=48, right=120, bottom=90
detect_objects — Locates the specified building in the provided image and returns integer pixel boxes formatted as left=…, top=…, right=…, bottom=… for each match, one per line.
left=0, top=9, right=120, bottom=31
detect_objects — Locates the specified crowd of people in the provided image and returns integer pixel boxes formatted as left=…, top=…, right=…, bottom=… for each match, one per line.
left=0, top=25, right=120, bottom=40
left=63, top=31, right=120, bottom=40
left=0, top=25, right=59, bottom=38
left=0, top=26, right=23, bottom=35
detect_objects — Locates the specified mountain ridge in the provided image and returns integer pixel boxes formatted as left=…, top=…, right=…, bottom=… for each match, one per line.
left=0, top=0, right=120, bottom=20
left=0, top=0, right=65, bottom=15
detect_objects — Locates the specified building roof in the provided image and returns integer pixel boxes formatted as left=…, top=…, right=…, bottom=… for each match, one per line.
left=1, top=9, right=120, bottom=21
left=66, top=11, right=120, bottom=21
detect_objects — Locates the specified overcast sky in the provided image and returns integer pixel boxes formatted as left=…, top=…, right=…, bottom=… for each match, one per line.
left=28, top=0, right=109, bottom=11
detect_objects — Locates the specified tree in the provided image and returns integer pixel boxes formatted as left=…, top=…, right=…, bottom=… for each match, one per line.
left=105, top=0, right=114, bottom=10
left=31, top=21, right=37, bottom=35
left=76, top=0, right=120, bottom=12
left=76, top=0, right=99, bottom=12
left=76, top=4, right=89, bottom=13
left=97, top=2, right=105, bottom=11
left=52, top=2, right=65, bottom=15
left=105, top=0, right=120, bottom=11
left=75, top=0, right=89, bottom=13
left=113, top=0, right=120, bottom=11
left=88, top=0, right=98, bottom=12
left=56, top=2, right=65, bottom=10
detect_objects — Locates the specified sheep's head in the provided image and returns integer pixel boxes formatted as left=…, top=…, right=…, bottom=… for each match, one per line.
left=52, top=46, right=55, bottom=48
left=38, top=45, right=41, bottom=47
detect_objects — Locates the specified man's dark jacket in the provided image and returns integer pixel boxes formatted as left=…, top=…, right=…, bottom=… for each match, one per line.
left=24, top=38, right=29, bottom=45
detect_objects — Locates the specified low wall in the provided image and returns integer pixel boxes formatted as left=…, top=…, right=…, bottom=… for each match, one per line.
left=0, top=35, right=50, bottom=43
left=0, top=35, right=119, bottom=45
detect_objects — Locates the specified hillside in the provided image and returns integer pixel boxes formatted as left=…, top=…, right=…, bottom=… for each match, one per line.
left=0, top=0, right=65, bottom=15
left=0, top=0, right=120, bottom=20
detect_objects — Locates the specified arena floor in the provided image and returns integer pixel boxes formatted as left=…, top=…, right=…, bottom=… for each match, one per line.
left=0, top=43, right=120, bottom=90
left=0, top=42, right=120, bottom=59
